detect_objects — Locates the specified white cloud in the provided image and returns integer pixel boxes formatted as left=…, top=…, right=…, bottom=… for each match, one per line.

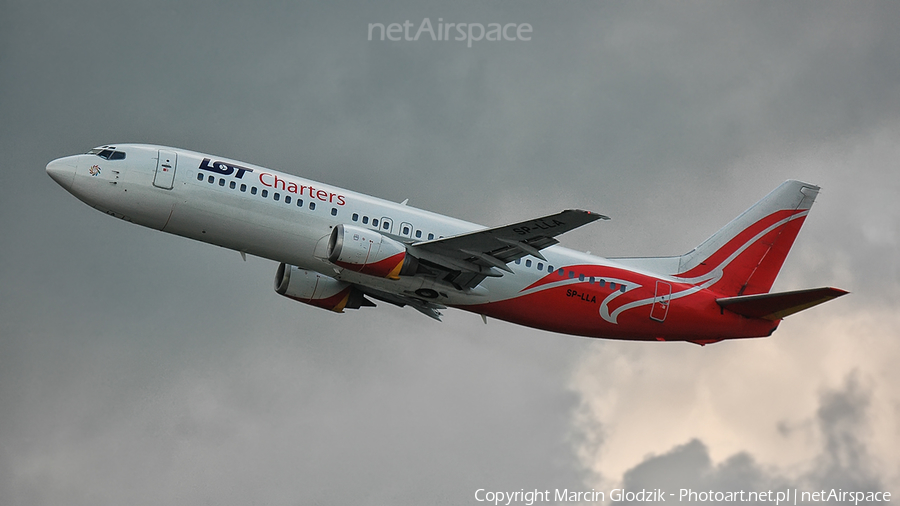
left=569, top=306, right=900, bottom=489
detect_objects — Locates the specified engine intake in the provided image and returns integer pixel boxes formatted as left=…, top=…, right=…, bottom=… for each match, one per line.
left=274, top=263, right=373, bottom=312
left=327, top=224, right=418, bottom=279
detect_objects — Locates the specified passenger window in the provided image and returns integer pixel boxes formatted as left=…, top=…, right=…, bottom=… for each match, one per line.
left=599, top=279, right=606, bottom=287
left=415, top=230, right=422, bottom=238
left=620, top=285, right=627, bottom=293
left=273, top=192, right=279, bottom=201
left=525, top=259, right=532, bottom=267
left=197, top=173, right=203, bottom=181
left=402, top=226, right=410, bottom=235
left=331, top=208, right=338, bottom=216
left=352, top=213, right=359, bottom=221
left=589, top=276, right=595, bottom=284
left=240, top=184, right=246, bottom=192
left=579, top=274, right=585, bottom=281
left=251, top=187, right=257, bottom=195
left=285, top=196, right=292, bottom=204
left=558, top=269, right=565, bottom=276
left=219, top=178, right=225, bottom=186
left=537, top=262, right=543, bottom=270
left=372, top=219, right=379, bottom=227
left=363, top=216, right=369, bottom=224
left=515, top=259, right=521, bottom=265
left=208, top=176, right=214, bottom=184
left=261, top=189, right=268, bottom=198
left=548, top=265, right=554, bottom=272
left=609, top=282, right=616, bottom=290
left=230, top=181, right=236, bottom=189
left=309, top=202, right=316, bottom=210
left=383, top=222, right=389, bottom=230
left=428, top=233, right=434, bottom=240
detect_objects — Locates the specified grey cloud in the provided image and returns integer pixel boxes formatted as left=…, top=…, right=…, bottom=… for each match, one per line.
left=617, top=374, right=886, bottom=505
left=809, top=374, right=881, bottom=494
left=2, top=1, right=898, bottom=505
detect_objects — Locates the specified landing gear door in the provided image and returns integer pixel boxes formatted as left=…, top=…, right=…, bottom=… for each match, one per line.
left=650, top=281, right=672, bottom=322
left=153, top=150, right=177, bottom=190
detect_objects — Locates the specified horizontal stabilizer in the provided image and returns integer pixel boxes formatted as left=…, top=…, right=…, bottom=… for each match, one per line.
left=716, top=287, right=848, bottom=320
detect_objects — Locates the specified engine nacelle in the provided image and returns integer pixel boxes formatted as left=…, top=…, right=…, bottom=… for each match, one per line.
left=326, top=224, right=418, bottom=279
left=274, top=263, right=372, bottom=312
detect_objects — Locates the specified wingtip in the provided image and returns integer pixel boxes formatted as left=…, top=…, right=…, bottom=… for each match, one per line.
left=572, top=209, right=611, bottom=221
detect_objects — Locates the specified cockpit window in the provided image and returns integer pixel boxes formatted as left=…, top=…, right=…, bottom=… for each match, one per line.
left=87, top=146, right=126, bottom=160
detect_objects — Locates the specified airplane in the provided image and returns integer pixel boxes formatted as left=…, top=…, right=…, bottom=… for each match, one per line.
left=46, top=144, right=847, bottom=345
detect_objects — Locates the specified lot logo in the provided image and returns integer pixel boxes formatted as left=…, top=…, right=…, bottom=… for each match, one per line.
left=198, top=158, right=253, bottom=179
left=89, top=165, right=101, bottom=176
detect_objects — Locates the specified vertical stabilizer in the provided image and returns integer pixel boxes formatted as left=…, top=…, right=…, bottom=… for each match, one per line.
left=673, top=180, right=819, bottom=296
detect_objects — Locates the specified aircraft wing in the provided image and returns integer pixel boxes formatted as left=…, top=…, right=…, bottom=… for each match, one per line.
left=410, top=209, right=608, bottom=289
left=358, top=286, right=447, bottom=321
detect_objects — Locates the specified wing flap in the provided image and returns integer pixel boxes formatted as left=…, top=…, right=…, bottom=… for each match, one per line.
left=716, top=287, right=848, bottom=320
left=358, top=286, right=446, bottom=321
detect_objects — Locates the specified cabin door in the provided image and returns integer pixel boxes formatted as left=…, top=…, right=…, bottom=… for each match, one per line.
left=153, top=150, right=177, bottom=189
left=650, top=281, right=672, bottom=322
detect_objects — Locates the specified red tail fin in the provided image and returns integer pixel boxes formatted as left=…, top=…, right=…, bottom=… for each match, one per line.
left=679, top=181, right=819, bottom=295
left=613, top=181, right=821, bottom=297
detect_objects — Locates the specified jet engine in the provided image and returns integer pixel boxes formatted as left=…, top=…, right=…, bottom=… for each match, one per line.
left=326, top=224, right=418, bottom=279
left=274, top=263, right=374, bottom=312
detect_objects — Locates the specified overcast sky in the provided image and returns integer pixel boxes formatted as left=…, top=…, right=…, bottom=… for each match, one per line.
left=1, top=1, right=898, bottom=504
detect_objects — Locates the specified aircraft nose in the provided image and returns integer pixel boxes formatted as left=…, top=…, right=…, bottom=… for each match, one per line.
left=46, top=156, right=77, bottom=191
